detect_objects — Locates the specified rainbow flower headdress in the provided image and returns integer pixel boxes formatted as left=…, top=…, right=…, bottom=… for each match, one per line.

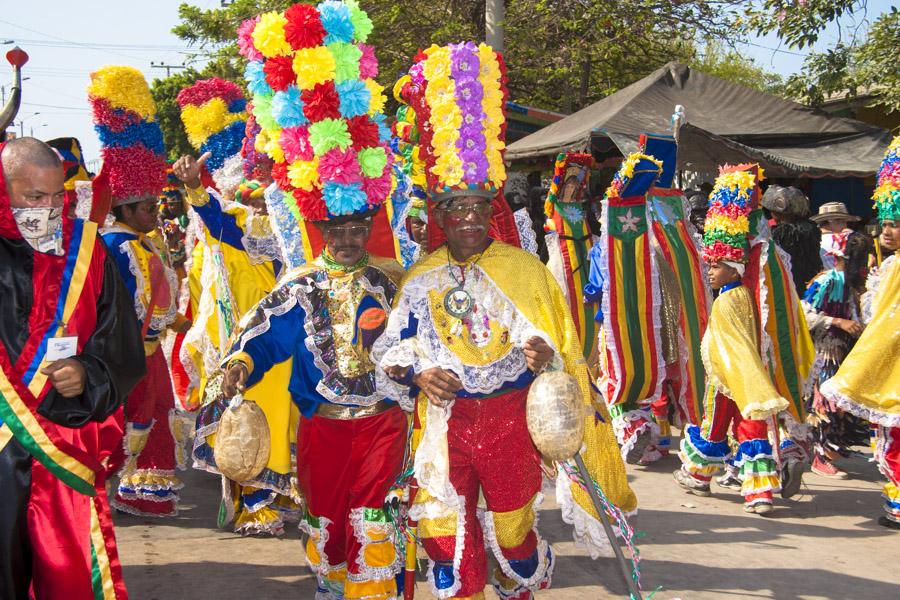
left=702, top=164, right=763, bottom=265
left=873, top=134, right=900, bottom=224
left=398, top=41, right=508, bottom=204
left=88, top=66, right=168, bottom=207
left=239, top=1, right=393, bottom=223
left=177, top=78, right=248, bottom=193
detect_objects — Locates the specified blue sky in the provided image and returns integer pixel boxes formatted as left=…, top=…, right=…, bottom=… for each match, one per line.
left=1, top=0, right=894, bottom=163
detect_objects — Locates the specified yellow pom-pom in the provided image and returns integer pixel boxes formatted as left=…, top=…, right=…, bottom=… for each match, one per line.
left=293, top=47, right=336, bottom=91
left=363, top=78, right=386, bottom=116
left=252, top=12, right=292, bottom=59
left=265, top=137, right=286, bottom=164
left=88, top=66, right=157, bottom=119
left=288, top=158, right=320, bottom=191
left=392, top=74, right=411, bottom=103
left=180, top=98, right=245, bottom=150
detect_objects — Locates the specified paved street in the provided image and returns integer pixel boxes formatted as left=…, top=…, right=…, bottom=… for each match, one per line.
left=114, top=438, right=900, bottom=599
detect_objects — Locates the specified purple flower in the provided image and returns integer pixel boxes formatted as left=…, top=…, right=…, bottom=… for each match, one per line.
left=456, top=79, right=484, bottom=107
left=450, top=42, right=480, bottom=82
left=460, top=148, right=488, bottom=181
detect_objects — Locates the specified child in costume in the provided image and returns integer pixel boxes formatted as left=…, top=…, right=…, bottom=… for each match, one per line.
left=822, top=135, right=900, bottom=530
left=674, top=164, right=793, bottom=515
left=216, top=4, right=410, bottom=597
left=375, top=42, right=636, bottom=600
left=88, top=66, right=189, bottom=518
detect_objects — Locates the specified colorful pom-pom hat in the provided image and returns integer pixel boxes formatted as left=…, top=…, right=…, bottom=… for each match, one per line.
left=239, top=0, right=394, bottom=223
left=702, top=164, right=764, bottom=265
left=396, top=41, right=509, bottom=204
left=177, top=77, right=248, bottom=194
left=873, top=135, right=900, bottom=224
left=87, top=66, right=168, bottom=208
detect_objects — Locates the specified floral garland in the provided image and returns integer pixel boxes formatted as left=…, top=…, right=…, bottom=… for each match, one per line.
left=702, top=165, right=762, bottom=264
left=404, top=41, right=508, bottom=199
left=88, top=66, right=168, bottom=204
left=873, top=135, right=900, bottom=223
left=240, top=1, right=393, bottom=222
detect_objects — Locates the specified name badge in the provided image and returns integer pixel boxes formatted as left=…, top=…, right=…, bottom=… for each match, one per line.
left=46, top=336, right=78, bottom=361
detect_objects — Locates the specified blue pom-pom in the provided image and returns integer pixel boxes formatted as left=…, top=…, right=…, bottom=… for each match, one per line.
left=323, top=181, right=367, bottom=216
left=272, top=86, right=308, bottom=128
left=95, top=120, right=165, bottom=156
left=200, top=121, right=246, bottom=171
left=319, top=1, right=355, bottom=44
left=336, top=80, right=370, bottom=119
left=245, top=61, right=273, bottom=97
left=228, top=98, right=248, bottom=114
left=371, top=112, right=391, bottom=143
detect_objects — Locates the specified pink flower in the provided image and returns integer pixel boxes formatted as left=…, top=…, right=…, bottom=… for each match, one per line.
left=358, top=44, right=379, bottom=79
left=280, top=126, right=314, bottom=162
left=237, top=17, right=264, bottom=61
left=318, top=147, right=361, bottom=184
left=362, top=166, right=392, bottom=205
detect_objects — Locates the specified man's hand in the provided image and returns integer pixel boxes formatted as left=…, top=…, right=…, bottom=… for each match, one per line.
left=384, top=365, right=410, bottom=381
left=172, top=152, right=211, bottom=190
left=222, top=362, right=249, bottom=398
left=523, top=336, right=554, bottom=373
left=41, top=359, right=86, bottom=398
left=835, top=318, right=863, bottom=338
left=412, top=368, right=462, bottom=408
left=176, top=319, right=192, bottom=334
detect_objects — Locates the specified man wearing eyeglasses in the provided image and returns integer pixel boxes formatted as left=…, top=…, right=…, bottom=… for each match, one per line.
left=218, top=206, right=408, bottom=599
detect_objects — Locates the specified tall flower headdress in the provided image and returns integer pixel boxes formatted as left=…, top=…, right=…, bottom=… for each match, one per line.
left=873, top=135, right=900, bottom=224
left=398, top=41, right=508, bottom=203
left=239, top=1, right=393, bottom=223
left=177, top=77, right=248, bottom=193
left=87, top=66, right=168, bottom=207
left=702, top=164, right=763, bottom=265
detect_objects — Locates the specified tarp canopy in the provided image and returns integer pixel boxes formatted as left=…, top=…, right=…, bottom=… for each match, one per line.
left=506, top=62, right=891, bottom=178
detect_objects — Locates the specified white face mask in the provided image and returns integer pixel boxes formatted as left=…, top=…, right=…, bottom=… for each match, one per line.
left=12, top=207, right=63, bottom=240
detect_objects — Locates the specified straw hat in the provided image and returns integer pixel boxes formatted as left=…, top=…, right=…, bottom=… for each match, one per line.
left=809, top=201, right=860, bottom=224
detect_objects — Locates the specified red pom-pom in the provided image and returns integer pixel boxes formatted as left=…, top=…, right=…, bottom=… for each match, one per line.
left=301, top=82, right=341, bottom=122
left=103, top=145, right=168, bottom=202
left=293, top=187, right=327, bottom=221
left=346, top=115, right=380, bottom=150
left=177, top=78, right=244, bottom=108
left=90, top=98, right=141, bottom=132
left=284, top=3, right=326, bottom=50
left=264, top=56, right=296, bottom=93
left=271, top=161, right=291, bottom=190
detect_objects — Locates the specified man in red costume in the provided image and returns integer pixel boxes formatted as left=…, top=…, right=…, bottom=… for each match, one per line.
left=0, top=138, right=145, bottom=599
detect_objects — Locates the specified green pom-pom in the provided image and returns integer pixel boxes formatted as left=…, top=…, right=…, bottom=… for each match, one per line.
left=252, top=94, right=278, bottom=132
left=308, top=118, right=352, bottom=155
left=358, top=146, right=387, bottom=178
left=702, top=230, right=745, bottom=248
left=329, top=42, right=362, bottom=83
left=350, top=6, right=373, bottom=42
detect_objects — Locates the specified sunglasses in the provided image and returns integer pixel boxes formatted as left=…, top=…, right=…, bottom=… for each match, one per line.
left=442, top=201, right=493, bottom=218
left=322, top=224, right=371, bottom=239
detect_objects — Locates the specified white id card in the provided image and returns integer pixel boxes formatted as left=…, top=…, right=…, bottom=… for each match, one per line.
left=46, top=336, right=78, bottom=361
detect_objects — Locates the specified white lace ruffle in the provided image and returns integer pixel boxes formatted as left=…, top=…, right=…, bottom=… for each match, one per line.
left=554, top=467, right=614, bottom=559
left=423, top=496, right=467, bottom=599
left=862, top=254, right=895, bottom=325
left=409, top=401, right=459, bottom=521
left=347, top=507, right=403, bottom=583
left=374, top=261, right=560, bottom=397
left=514, top=208, right=539, bottom=257
left=482, top=493, right=552, bottom=589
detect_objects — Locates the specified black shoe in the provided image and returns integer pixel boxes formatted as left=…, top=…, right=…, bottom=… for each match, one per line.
left=878, top=516, right=900, bottom=530
left=780, top=459, right=806, bottom=499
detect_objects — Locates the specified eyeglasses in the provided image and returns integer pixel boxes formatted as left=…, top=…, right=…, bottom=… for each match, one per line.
left=322, top=224, right=371, bottom=239
left=442, top=201, right=493, bottom=218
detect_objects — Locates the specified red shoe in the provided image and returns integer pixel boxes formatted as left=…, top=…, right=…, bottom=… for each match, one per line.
left=811, top=456, right=848, bottom=479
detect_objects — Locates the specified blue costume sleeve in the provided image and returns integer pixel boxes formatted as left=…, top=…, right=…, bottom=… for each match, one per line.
left=192, top=192, right=246, bottom=251
left=583, top=243, right=605, bottom=323
left=233, top=302, right=305, bottom=388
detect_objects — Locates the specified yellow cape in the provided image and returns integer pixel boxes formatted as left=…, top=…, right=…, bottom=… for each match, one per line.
left=404, top=242, right=637, bottom=516
left=822, top=255, right=900, bottom=426
left=701, top=285, right=789, bottom=420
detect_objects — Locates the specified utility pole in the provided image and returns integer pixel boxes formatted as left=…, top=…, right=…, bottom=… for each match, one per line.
left=485, top=0, right=505, bottom=52
left=150, top=62, right=186, bottom=77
